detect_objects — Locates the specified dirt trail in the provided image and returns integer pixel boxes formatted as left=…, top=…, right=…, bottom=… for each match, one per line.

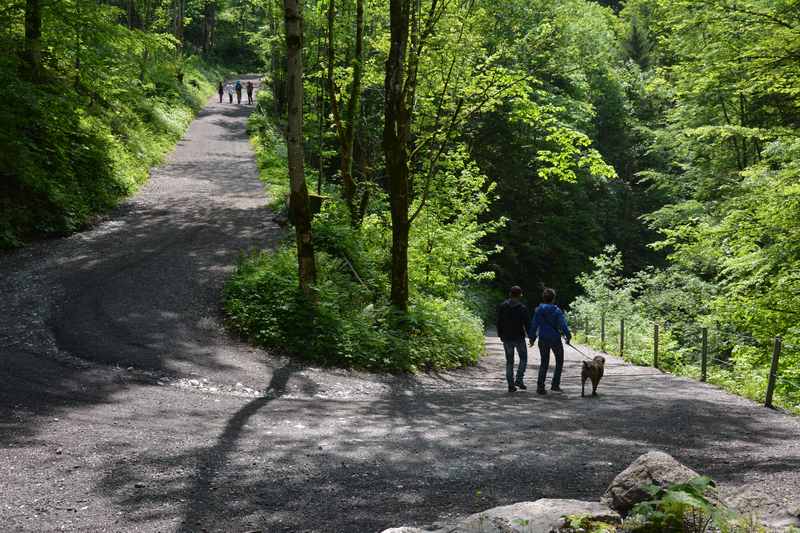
left=1, top=81, right=799, bottom=533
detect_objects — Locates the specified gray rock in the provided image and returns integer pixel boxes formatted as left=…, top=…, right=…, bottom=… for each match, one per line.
left=455, top=499, right=620, bottom=533
left=382, top=499, right=620, bottom=533
left=763, top=505, right=800, bottom=530
left=602, top=451, right=713, bottom=516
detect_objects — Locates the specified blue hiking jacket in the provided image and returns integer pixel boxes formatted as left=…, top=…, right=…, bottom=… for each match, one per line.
left=529, top=303, right=571, bottom=343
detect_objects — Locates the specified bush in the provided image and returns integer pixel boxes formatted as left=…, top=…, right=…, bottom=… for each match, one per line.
left=224, top=105, right=497, bottom=371
left=0, top=43, right=225, bottom=249
left=571, top=246, right=800, bottom=414
left=224, top=246, right=484, bottom=371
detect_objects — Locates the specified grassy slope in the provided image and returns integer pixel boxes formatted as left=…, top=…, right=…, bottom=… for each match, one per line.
left=0, top=57, right=226, bottom=248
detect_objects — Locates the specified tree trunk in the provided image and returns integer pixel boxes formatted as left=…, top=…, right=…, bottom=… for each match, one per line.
left=343, top=0, right=365, bottom=225
left=284, top=0, right=317, bottom=297
left=23, top=0, right=42, bottom=80
left=383, top=0, right=411, bottom=311
left=269, top=0, right=286, bottom=116
left=208, top=4, right=216, bottom=49
left=75, top=0, right=82, bottom=88
left=175, top=0, right=185, bottom=48
left=327, top=0, right=365, bottom=226
left=202, top=3, right=210, bottom=53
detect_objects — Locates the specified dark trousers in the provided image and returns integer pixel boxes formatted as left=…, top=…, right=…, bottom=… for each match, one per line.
left=537, top=339, right=564, bottom=390
left=247, top=91, right=253, bottom=104
left=218, top=92, right=223, bottom=103
left=502, top=339, right=527, bottom=386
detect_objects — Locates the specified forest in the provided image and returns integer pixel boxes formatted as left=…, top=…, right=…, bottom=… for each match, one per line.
left=2, top=0, right=799, bottom=410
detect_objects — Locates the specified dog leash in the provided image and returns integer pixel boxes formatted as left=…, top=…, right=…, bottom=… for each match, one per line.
left=565, top=341, right=595, bottom=361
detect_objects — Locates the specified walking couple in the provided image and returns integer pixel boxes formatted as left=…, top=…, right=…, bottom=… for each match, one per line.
left=496, top=286, right=571, bottom=394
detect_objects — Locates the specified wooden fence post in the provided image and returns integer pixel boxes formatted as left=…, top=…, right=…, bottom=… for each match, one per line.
left=601, top=314, right=606, bottom=352
left=654, top=323, right=659, bottom=369
left=620, top=318, right=625, bottom=357
left=701, top=327, right=708, bottom=382
left=584, top=317, right=589, bottom=344
left=765, top=336, right=782, bottom=408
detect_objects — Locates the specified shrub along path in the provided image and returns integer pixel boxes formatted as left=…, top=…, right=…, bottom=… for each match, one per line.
left=1, top=84, right=799, bottom=532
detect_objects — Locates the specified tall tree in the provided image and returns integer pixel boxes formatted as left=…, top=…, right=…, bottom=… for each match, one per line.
left=23, top=0, right=42, bottom=79
left=383, top=0, right=412, bottom=311
left=327, top=0, right=365, bottom=226
left=284, top=0, right=317, bottom=297
left=202, top=1, right=217, bottom=53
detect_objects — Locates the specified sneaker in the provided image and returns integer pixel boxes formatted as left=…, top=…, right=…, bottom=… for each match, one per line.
left=536, top=388, right=547, bottom=395
left=515, top=382, right=527, bottom=390
left=508, top=385, right=517, bottom=393
left=551, top=386, right=562, bottom=392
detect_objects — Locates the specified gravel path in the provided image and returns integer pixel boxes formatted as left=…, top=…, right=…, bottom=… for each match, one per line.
left=2, top=81, right=799, bottom=533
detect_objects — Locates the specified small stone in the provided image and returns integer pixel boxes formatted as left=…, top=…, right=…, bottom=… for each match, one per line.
left=55, top=448, right=63, bottom=455
left=134, top=482, right=146, bottom=488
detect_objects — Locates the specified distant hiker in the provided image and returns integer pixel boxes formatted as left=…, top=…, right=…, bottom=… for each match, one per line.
left=529, top=288, right=571, bottom=395
left=246, top=81, right=254, bottom=104
left=226, top=83, right=234, bottom=104
left=235, top=79, right=243, bottom=104
left=497, top=285, right=530, bottom=393
left=217, top=81, right=224, bottom=103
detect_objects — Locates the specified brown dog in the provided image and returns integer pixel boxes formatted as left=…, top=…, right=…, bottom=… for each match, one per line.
left=581, top=356, right=605, bottom=397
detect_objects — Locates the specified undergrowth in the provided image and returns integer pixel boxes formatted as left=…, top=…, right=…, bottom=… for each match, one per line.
left=225, top=105, right=490, bottom=371
left=0, top=55, right=225, bottom=248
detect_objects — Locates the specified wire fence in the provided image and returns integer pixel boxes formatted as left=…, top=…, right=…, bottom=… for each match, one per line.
left=571, top=314, right=800, bottom=414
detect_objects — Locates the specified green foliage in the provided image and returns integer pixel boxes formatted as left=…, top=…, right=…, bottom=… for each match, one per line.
left=0, top=2, right=226, bottom=248
left=565, top=478, right=766, bottom=533
left=562, top=514, right=618, bottom=533
left=248, top=108, right=290, bottom=212
left=226, top=105, right=495, bottom=371
left=626, top=477, right=733, bottom=533
left=572, top=247, right=800, bottom=414
left=224, top=246, right=484, bottom=371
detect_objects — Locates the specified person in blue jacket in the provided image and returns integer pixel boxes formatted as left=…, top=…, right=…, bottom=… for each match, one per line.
left=528, top=287, right=571, bottom=394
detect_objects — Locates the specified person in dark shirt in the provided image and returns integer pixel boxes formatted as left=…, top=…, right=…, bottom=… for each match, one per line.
left=246, top=80, right=254, bottom=104
left=496, top=285, right=530, bottom=392
left=528, top=287, right=571, bottom=394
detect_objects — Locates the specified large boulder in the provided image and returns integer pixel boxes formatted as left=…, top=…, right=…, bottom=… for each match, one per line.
left=382, top=499, right=620, bottom=533
left=602, top=451, right=713, bottom=516
left=454, top=499, right=620, bottom=532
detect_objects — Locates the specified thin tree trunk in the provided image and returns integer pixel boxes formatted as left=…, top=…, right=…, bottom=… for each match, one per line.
left=383, top=0, right=412, bottom=311
left=342, top=0, right=365, bottom=225
left=326, top=0, right=353, bottom=215
left=175, top=0, right=185, bottom=48
left=202, top=2, right=210, bottom=53
left=284, top=0, right=317, bottom=297
left=23, top=0, right=42, bottom=80
left=317, top=23, right=325, bottom=196
left=326, top=0, right=365, bottom=226
left=75, top=0, right=81, bottom=88
left=209, top=4, right=216, bottom=48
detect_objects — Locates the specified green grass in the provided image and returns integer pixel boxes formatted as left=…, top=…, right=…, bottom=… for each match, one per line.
left=0, top=56, right=227, bottom=249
